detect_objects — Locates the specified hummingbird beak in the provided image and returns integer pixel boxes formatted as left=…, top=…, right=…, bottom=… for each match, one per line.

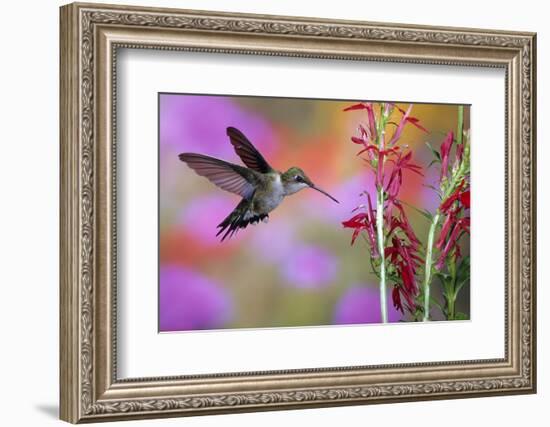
left=309, top=183, right=339, bottom=203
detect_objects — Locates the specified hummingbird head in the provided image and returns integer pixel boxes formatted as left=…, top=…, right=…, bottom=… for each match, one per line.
left=281, top=167, right=339, bottom=203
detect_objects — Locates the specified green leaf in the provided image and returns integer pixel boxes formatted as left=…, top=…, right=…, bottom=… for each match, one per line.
left=422, top=184, right=441, bottom=194
left=398, top=199, right=434, bottom=222
left=456, top=256, right=470, bottom=285
left=428, top=159, right=441, bottom=169
left=455, top=278, right=468, bottom=295
left=454, top=312, right=469, bottom=320
left=434, top=271, right=450, bottom=282
left=425, top=141, right=441, bottom=161
left=457, top=106, right=464, bottom=147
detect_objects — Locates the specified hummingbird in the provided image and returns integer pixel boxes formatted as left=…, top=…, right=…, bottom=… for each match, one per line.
left=179, top=126, right=339, bottom=241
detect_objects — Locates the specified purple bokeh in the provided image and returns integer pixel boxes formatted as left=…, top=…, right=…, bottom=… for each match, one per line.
left=159, top=266, right=233, bottom=331
left=421, top=163, right=442, bottom=214
left=178, top=194, right=242, bottom=245
left=333, top=285, right=402, bottom=324
left=307, top=171, right=375, bottom=224
left=160, top=94, right=277, bottom=159
left=281, top=245, right=338, bottom=289
left=249, top=220, right=297, bottom=262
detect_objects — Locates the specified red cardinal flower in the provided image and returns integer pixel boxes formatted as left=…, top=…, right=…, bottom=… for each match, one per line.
left=440, top=180, right=467, bottom=214
left=385, top=212, right=422, bottom=315
left=392, top=103, right=429, bottom=134
left=342, top=193, right=379, bottom=256
left=436, top=178, right=470, bottom=270
left=389, top=203, right=421, bottom=250
left=439, top=131, right=454, bottom=183
left=436, top=208, right=457, bottom=250
left=459, top=190, right=470, bottom=209
left=344, top=102, right=378, bottom=144
left=343, top=101, right=428, bottom=319
left=436, top=217, right=470, bottom=270
left=388, top=104, right=413, bottom=146
left=392, top=286, right=404, bottom=313
left=342, top=213, right=371, bottom=245
left=343, top=103, right=368, bottom=111
left=385, top=151, right=423, bottom=200
left=390, top=268, right=417, bottom=314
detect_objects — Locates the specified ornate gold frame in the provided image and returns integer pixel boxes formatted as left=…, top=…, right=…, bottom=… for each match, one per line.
left=59, top=2, right=536, bottom=423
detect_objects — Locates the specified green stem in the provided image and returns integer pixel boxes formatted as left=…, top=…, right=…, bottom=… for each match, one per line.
left=375, top=106, right=389, bottom=324
left=422, top=105, right=466, bottom=322
left=423, top=213, right=440, bottom=321
left=376, top=186, right=388, bottom=323
left=457, top=106, right=464, bottom=146
left=446, top=105, right=463, bottom=321
left=448, top=259, right=457, bottom=320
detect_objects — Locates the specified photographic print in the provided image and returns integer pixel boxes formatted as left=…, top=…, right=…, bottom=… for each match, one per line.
left=159, top=94, right=470, bottom=332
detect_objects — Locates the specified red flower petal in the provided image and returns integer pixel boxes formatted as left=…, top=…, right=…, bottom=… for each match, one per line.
left=459, top=190, right=470, bottom=209
left=356, top=144, right=379, bottom=156
left=388, top=104, right=412, bottom=146
left=436, top=212, right=454, bottom=249
left=365, top=103, right=377, bottom=144
left=392, top=286, right=404, bottom=313
left=343, top=103, right=368, bottom=111
left=405, top=116, right=429, bottom=133
left=439, top=180, right=465, bottom=213
left=342, top=213, right=367, bottom=228
left=435, top=217, right=470, bottom=269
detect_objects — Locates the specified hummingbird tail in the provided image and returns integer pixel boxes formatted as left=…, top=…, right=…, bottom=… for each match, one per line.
left=216, top=198, right=268, bottom=241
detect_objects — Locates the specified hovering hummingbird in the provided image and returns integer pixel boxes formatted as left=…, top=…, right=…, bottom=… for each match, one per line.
left=179, top=127, right=339, bottom=241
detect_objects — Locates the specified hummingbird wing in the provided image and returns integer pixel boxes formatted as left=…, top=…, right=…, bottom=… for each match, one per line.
left=178, top=153, right=258, bottom=199
left=227, top=127, right=274, bottom=173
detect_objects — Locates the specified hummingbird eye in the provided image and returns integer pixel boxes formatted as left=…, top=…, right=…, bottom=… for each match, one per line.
left=295, top=175, right=303, bottom=182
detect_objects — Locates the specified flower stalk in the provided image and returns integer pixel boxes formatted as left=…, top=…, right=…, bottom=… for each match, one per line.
left=446, top=258, right=458, bottom=319
left=376, top=185, right=388, bottom=323
left=375, top=106, right=389, bottom=323
left=343, top=102, right=426, bottom=323
left=422, top=212, right=440, bottom=321
left=344, top=103, right=469, bottom=323
left=422, top=105, right=470, bottom=321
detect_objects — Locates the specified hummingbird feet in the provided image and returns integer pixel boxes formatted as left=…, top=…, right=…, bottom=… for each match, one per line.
left=250, top=213, right=269, bottom=225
